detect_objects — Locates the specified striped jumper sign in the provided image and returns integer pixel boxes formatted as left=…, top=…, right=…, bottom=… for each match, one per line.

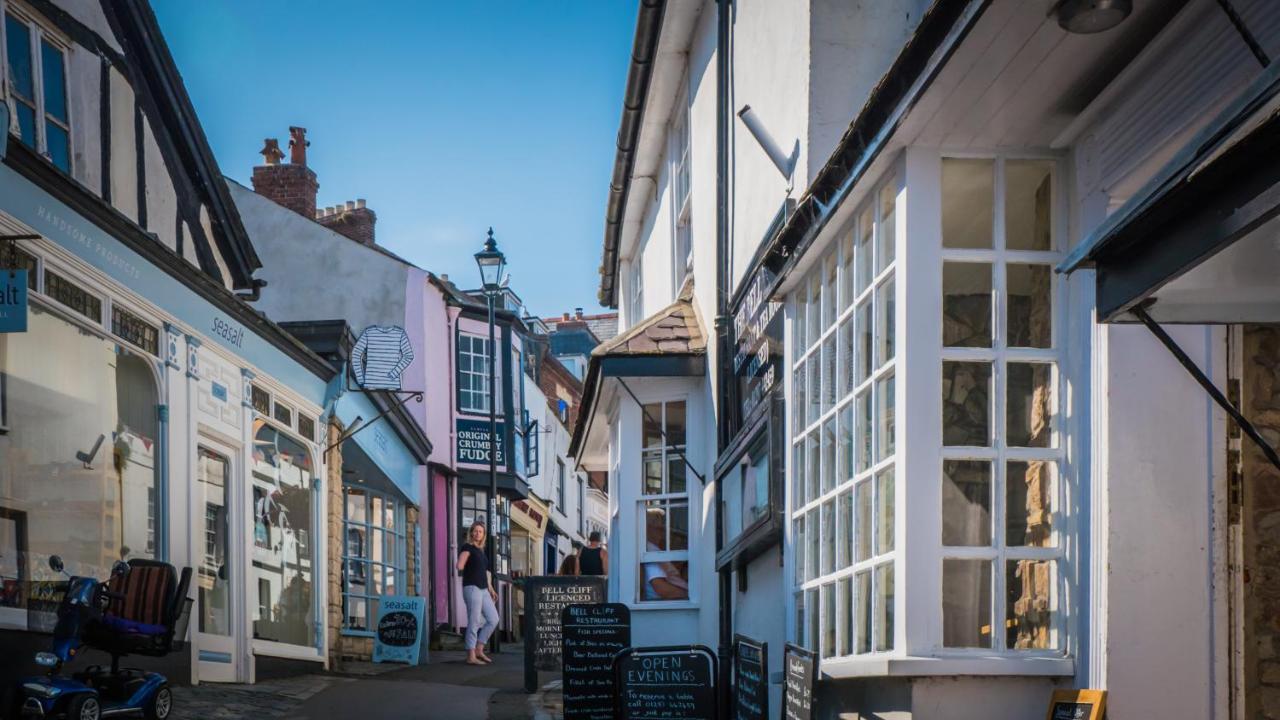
left=352, top=326, right=414, bottom=390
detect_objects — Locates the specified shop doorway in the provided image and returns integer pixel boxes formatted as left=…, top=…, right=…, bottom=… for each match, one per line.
left=194, top=440, right=243, bottom=683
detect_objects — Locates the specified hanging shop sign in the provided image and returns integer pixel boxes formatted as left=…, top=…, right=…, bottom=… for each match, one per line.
left=782, top=643, right=817, bottom=720
left=0, top=269, right=28, bottom=333
left=1045, top=689, right=1106, bottom=720
left=614, top=645, right=718, bottom=720
left=732, top=634, right=768, bottom=720
left=562, top=603, right=631, bottom=720
left=457, top=418, right=506, bottom=465
left=523, top=576, right=606, bottom=691
left=728, top=261, right=783, bottom=444
left=352, top=325, right=415, bottom=391
left=372, top=595, right=425, bottom=665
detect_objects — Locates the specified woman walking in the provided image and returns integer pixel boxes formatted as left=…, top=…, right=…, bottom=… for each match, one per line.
left=456, top=521, right=499, bottom=666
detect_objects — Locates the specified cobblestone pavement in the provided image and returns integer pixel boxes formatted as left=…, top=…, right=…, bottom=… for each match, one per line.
left=171, top=673, right=348, bottom=719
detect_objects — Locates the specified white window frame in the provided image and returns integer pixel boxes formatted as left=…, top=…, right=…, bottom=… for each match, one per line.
left=670, top=76, right=692, bottom=293
left=341, top=487, right=407, bottom=636
left=1, top=4, right=72, bottom=171
left=636, top=397, right=692, bottom=605
left=788, top=171, right=899, bottom=662
left=629, top=258, right=644, bottom=328
left=556, top=457, right=566, bottom=511
left=457, top=333, right=497, bottom=415
left=938, top=153, right=1066, bottom=657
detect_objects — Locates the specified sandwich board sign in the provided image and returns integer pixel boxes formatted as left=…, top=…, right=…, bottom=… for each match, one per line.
left=372, top=595, right=425, bottom=665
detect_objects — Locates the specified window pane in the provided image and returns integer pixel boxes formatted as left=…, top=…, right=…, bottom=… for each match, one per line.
left=839, top=318, right=854, bottom=397
left=251, top=424, right=316, bottom=646
left=45, top=121, right=70, bottom=172
left=808, top=274, right=822, bottom=343
left=823, top=256, right=838, bottom=330
left=669, top=502, right=688, bottom=551
left=640, top=561, right=689, bottom=601
left=942, top=460, right=992, bottom=546
left=878, top=182, right=896, bottom=272
left=13, top=100, right=36, bottom=147
left=837, top=491, right=852, bottom=570
left=807, top=355, right=821, bottom=426
left=821, top=583, right=836, bottom=659
left=1005, top=160, right=1053, bottom=251
left=821, top=499, right=835, bottom=575
left=643, top=451, right=663, bottom=494
left=1007, top=461, right=1054, bottom=547
left=1007, top=559, right=1054, bottom=649
left=806, top=434, right=820, bottom=505
left=347, top=490, right=367, bottom=523
left=666, top=401, right=686, bottom=446
left=855, top=480, right=872, bottom=562
left=806, top=509, right=819, bottom=582
left=794, top=591, right=805, bottom=647
left=5, top=15, right=33, bottom=99
left=793, top=514, right=806, bottom=585
left=643, top=403, right=663, bottom=447
left=1008, top=264, right=1052, bottom=348
left=943, top=262, right=992, bottom=348
left=346, top=596, right=367, bottom=631
left=668, top=455, right=687, bottom=494
left=875, top=467, right=894, bottom=555
left=942, top=158, right=994, bottom=249
left=792, top=365, right=807, bottom=434
left=876, top=374, right=895, bottom=462
left=875, top=563, right=894, bottom=651
left=942, top=361, right=991, bottom=446
left=856, top=301, right=873, bottom=383
left=643, top=501, right=668, bottom=551
left=41, top=41, right=67, bottom=122
left=1008, top=363, right=1053, bottom=447
left=856, top=391, right=872, bottom=473
left=855, top=570, right=871, bottom=654
left=841, top=231, right=854, bottom=313
left=877, top=278, right=895, bottom=367
left=838, top=405, right=853, bottom=485
left=821, top=418, right=836, bottom=494
left=792, top=442, right=806, bottom=508
left=822, top=335, right=836, bottom=412
left=856, top=208, right=873, bottom=295
left=943, top=558, right=992, bottom=648
left=838, top=577, right=852, bottom=656
left=807, top=587, right=820, bottom=651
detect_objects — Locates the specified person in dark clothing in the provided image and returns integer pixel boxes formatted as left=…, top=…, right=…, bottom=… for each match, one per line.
left=578, top=531, right=608, bottom=576
left=558, top=541, right=582, bottom=575
left=456, top=521, right=498, bottom=666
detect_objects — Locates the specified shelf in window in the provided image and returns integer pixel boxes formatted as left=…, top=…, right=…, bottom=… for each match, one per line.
left=817, top=653, right=1073, bottom=680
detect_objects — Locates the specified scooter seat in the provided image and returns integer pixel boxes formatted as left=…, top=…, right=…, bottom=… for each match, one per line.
left=99, top=614, right=167, bottom=637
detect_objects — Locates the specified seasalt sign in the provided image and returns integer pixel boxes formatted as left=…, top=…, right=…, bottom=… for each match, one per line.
left=0, top=270, right=28, bottom=333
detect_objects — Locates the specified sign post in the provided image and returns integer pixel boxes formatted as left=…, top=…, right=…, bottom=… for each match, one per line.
left=371, top=595, right=425, bottom=665
left=782, top=643, right=817, bottom=720
left=562, top=603, right=631, bottom=720
left=732, top=634, right=768, bottom=720
left=614, top=645, right=718, bottom=720
left=522, top=576, right=606, bottom=692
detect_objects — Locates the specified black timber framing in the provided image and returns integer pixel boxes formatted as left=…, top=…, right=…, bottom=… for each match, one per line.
left=598, top=353, right=705, bottom=378
left=1093, top=118, right=1280, bottom=322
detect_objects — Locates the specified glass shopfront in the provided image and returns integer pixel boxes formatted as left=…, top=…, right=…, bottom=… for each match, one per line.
left=0, top=302, right=160, bottom=627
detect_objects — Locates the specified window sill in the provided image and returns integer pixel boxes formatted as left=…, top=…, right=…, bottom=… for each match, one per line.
left=340, top=629, right=376, bottom=638
left=818, top=654, right=1074, bottom=680
left=625, top=600, right=700, bottom=612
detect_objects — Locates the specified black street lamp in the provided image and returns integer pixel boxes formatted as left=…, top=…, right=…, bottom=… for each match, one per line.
left=474, top=227, right=505, bottom=645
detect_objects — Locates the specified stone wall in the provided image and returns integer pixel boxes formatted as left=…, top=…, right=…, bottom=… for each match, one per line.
left=1243, top=325, right=1280, bottom=720
left=324, top=417, right=346, bottom=670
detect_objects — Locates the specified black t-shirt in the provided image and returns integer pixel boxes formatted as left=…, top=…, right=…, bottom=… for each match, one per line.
left=460, top=543, right=489, bottom=588
left=579, top=546, right=605, bottom=576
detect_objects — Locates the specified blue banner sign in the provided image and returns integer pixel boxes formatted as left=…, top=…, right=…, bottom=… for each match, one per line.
left=457, top=418, right=506, bottom=466
left=373, top=595, right=426, bottom=665
left=0, top=270, right=28, bottom=333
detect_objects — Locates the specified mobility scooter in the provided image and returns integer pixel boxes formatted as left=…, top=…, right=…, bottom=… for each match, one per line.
left=17, top=555, right=192, bottom=720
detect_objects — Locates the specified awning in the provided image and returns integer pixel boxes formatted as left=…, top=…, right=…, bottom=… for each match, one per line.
left=1059, top=61, right=1280, bottom=324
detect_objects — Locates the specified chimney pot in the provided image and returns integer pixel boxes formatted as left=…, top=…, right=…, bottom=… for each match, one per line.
left=345, top=200, right=356, bottom=211
left=574, top=307, right=584, bottom=319
left=288, top=126, right=309, bottom=166
left=252, top=130, right=318, bottom=219
left=356, top=198, right=366, bottom=209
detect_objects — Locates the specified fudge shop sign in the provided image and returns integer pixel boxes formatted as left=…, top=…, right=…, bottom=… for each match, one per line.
left=456, top=418, right=506, bottom=466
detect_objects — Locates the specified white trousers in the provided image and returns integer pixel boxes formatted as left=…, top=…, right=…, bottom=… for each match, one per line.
left=463, top=585, right=499, bottom=650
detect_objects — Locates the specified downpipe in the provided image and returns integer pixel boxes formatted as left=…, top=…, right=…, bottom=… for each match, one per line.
left=715, top=0, right=734, bottom=717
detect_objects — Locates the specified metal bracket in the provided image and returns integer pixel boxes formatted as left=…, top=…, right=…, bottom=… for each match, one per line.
left=323, top=389, right=423, bottom=455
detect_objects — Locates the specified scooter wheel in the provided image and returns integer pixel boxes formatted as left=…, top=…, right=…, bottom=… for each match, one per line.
left=145, top=684, right=172, bottom=720
left=66, top=694, right=101, bottom=720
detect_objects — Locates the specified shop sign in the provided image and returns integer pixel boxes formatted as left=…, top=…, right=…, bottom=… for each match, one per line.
left=730, top=264, right=782, bottom=431
left=562, top=603, right=631, bottom=720
left=457, top=418, right=506, bottom=465
left=782, top=643, right=817, bottom=720
left=513, top=499, right=545, bottom=529
left=732, top=634, right=768, bottom=720
left=1046, top=689, right=1106, bottom=720
left=372, top=595, right=425, bottom=665
left=615, top=645, right=718, bottom=720
left=523, top=576, right=606, bottom=691
left=0, top=269, right=28, bottom=333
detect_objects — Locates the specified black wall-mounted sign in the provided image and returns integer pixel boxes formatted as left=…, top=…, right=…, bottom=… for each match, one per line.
left=615, top=645, right=718, bottom=720
left=782, top=643, right=817, bottom=720
left=457, top=418, right=507, bottom=466
left=562, top=603, right=631, bottom=720
left=522, top=576, right=606, bottom=691
left=732, top=634, right=768, bottom=720
left=729, top=262, right=783, bottom=437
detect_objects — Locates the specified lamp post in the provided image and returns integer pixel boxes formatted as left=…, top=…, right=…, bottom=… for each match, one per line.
left=474, top=228, right=506, bottom=646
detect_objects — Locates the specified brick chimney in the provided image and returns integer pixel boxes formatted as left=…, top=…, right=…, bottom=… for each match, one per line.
left=251, top=126, right=318, bottom=219
left=316, top=199, right=377, bottom=245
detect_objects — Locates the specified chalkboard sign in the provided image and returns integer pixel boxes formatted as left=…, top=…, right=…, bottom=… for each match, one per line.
left=732, top=634, right=767, bottom=720
left=615, top=645, right=717, bottom=720
left=1045, top=689, right=1106, bottom=720
left=522, top=576, right=606, bottom=690
left=562, top=603, right=631, bottom=720
left=372, top=595, right=425, bottom=665
left=782, top=643, right=817, bottom=720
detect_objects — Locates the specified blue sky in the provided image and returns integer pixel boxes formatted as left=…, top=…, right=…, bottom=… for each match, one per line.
left=153, top=1, right=636, bottom=317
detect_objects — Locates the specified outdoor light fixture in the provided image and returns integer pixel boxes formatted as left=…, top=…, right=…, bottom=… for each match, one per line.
left=738, top=105, right=798, bottom=185
left=474, top=227, right=506, bottom=292
left=1053, top=0, right=1131, bottom=34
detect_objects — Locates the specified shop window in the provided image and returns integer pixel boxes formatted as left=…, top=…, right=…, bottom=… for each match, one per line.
left=0, top=304, right=160, bottom=627
left=251, top=420, right=317, bottom=648
left=3, top=11, right=71, bottom=172
left=790, top=174, right=897, bottom=658
left=43, top=269, right=100, bottom=322
left=342, top=488, right=406, bottom=633
left=297, top=414, right=316, bottom=443
left=273, top=401, right=293, bottom=428
left=940, top=156, right=1060, bottom=652
left=250, top=384, right=271, bottom=415
left=638, top=400, right=691, bottom=602
left=111, top=305, right=159, bottom=356
left=197, top=447, right=231, bottom=637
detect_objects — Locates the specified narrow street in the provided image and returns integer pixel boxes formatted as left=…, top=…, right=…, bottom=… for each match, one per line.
left=173, top=648, right=559, bottom=720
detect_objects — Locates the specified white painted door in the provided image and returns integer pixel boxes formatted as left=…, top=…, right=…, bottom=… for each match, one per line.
left=195, top=442, right=239, bottom=682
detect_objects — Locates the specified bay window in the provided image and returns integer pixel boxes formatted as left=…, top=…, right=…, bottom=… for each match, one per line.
left=639, top=400, right=690, bottom=602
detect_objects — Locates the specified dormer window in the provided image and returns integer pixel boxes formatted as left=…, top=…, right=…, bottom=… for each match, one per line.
left=4, top=10, right=70, bottom=172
